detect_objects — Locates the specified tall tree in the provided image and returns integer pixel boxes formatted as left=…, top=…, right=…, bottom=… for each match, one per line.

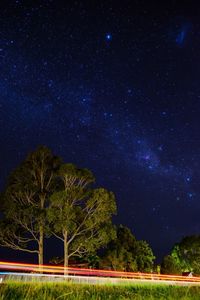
left=0, top=146, right=60, bottom=265
left=48, top=163, right=117, bottom=270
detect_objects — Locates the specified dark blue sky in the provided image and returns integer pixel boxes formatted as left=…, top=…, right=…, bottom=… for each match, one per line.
left=1, top=0, right=200, bottom=262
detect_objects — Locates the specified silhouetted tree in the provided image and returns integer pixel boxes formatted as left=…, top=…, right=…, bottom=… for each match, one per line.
left=0, top=146, right=60, bottom=265
left=47, top=163, right=117, bottom=270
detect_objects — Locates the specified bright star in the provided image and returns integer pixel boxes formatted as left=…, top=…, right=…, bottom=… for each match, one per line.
left=106, top=33, right=112, bottom=41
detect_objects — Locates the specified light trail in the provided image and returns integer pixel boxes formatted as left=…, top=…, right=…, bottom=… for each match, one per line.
left=0, top=261, right=200, bottom=285
left=0, top=272, right=200, bottom=286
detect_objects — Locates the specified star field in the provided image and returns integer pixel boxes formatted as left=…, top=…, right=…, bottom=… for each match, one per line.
left=1, top=1, right=200, bottom=262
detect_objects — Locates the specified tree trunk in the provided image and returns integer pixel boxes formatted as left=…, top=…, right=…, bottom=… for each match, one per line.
left=38, top=194, right=45, bottom=270
left=64, top=231, right=68, bottom=275
left=38, top=225, right=44, bottom=273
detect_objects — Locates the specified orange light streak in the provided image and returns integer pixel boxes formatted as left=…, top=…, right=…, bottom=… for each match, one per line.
left=0, top=261, right=200, bottom=283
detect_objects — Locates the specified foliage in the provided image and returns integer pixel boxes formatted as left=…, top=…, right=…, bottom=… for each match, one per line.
left=100, top=225, right=155, bottom=272
left=161, top=235, right=200, bottom=275
left=0, top=146, right=60, bottom=264
left=48, top=163, right=117, bottom=267
left=135, top=240, right=155, bottom=272
left=173, top=236, right=200, bottom=274
left=0, top=147, right=117, bottom=267
left=161, top=255, right=182, bottom=275
left=86, top=254, right=100, bottom=268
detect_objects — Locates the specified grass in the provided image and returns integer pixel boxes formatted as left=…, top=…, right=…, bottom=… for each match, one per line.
left=0, top=281, right=200, bottom=300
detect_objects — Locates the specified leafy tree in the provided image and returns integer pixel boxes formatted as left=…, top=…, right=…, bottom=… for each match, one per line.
left=0, top=146, right=60, bottom=265
left=173, top=236, right=200, bottom=274
left=161, top=236, right=200, bottom=275
left=47, top=163, right=117, bottom=270
left=100, top=225, right=155, bottom=272
left=161, top=255, right=182, bottom=275
left=86, top=254, right=100, bottom=269
left=134, top=240, right=155, bottom=272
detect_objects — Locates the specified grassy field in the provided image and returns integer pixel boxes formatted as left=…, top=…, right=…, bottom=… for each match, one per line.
left=0, top=281, right=200, bottom=300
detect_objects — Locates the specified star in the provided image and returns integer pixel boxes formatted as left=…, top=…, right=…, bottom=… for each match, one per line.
left=105, top=33, right=112, bottom=41
left=188, top=192, right=194, bottom=199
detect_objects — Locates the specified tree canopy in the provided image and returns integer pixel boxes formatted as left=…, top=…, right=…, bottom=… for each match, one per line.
left=161, top=255, right=182, bottom=275
left=100, top=225, right=155, bottom=272
left=161, top=235, right=200, bottom=275
left=0, top=148, right=117, bottom=268
left=0, top=146, right=60, bottom=264
left=48, top=163, right=117, bottom=268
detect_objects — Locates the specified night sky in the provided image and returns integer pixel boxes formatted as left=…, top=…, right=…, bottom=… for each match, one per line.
left=1, top=1, right=200, bottom=263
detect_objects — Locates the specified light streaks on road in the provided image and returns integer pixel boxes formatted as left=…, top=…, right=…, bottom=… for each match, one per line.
left=0, top=261, right=200, bottom=285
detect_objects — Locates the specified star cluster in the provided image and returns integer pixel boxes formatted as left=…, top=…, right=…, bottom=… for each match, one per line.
left=1, top=1, right=200, bottom=261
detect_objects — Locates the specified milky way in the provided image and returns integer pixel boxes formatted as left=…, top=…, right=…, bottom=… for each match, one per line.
left=1, top=1, right=200, bottom=262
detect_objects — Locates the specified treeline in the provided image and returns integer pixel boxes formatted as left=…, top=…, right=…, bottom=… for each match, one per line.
left=0, top=146, right=199, bottom=275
